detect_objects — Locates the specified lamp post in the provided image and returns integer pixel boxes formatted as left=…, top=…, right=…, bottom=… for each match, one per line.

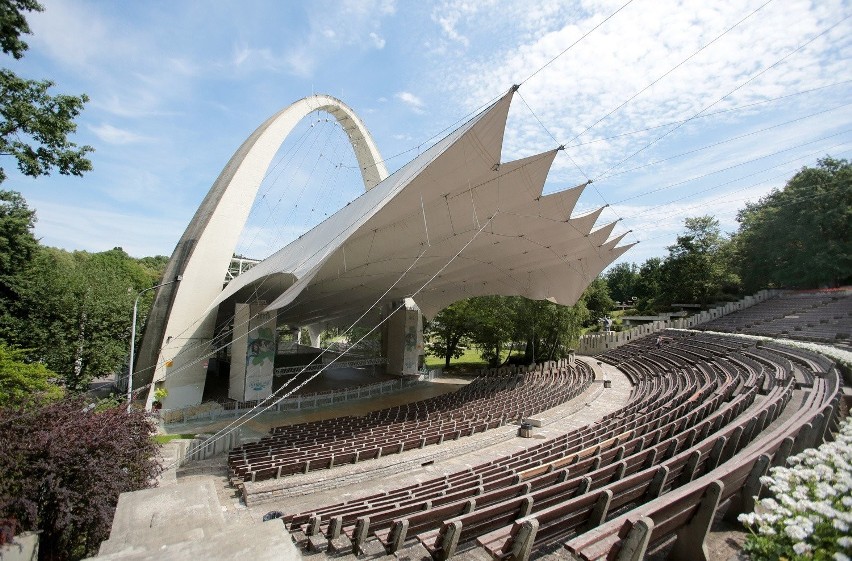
left=127, top=275, right=182, bottom=411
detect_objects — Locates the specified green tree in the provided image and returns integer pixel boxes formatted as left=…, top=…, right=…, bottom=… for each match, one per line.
left=14, top=247, right=159, bottom=390
left=581, top=277, right=615, bottom=326
left=0, top=0, right=92, bottom=183
left=0, top=190, right=37, bottom=340
left=604, top=262, right=639, bottom=304
left=733, top=156, right=852, bottom=291
left=424, top=300, right=474, bottom=368
left=466, top=296, right=513, bottom=367
left=0, top=343, right=61, bottom=406
left=659, top=216, right=739, bottom=306
left=634, top=257, right=664, bottom=312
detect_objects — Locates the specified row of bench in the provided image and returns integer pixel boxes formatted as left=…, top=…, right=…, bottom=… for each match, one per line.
left=698, top=291, right=852, bottom=343
left=229, top=360, right=593, bottom=482
left=282, top=331, right=840, bottom=561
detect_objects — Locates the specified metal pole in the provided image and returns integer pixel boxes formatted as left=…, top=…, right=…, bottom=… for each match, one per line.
left=127, top=294, right=141, bottom=412
left=127, top=276, right=181, bottom=411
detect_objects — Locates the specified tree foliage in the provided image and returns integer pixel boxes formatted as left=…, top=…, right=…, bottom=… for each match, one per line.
left=0, top=0, right=42, bottom=60
left=0, top=189, right=37, bottom=340
left=0, top=191, right=169, bottom=391
left=0, top=0, right=92, bottom=183
left=604, top=262, right=639, bottom=304
left=424, top=299, right=474, bottom=368
left=425, top=295, right=587, bottom=368
left=10, top=247, right=162, bottom=390
left=0, top=343, right=61, bottom=406
left=658, top=215, right=739, bottom=306
left=0, top=398, right=161, bottom=560
left=733, top=156, right=852, bottom=291
left=580, top=277, right=615, bottom=325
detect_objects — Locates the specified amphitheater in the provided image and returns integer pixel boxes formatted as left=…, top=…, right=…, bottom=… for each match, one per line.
left=94, top=289, right=852, bottom=561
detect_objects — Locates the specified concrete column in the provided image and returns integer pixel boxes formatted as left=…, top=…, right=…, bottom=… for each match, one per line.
left=228, top=303, right=276, bottom=402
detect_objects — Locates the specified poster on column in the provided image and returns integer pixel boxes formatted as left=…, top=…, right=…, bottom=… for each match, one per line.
left=402, top=308, right=422, bottom=375
left=244, top=314, right=275, bottom=401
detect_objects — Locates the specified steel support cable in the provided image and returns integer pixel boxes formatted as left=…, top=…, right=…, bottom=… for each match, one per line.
left=126, top=123, right=360, bottom=394
left=128, top=123, right=494, bottom=387
left=519, top=0, right=636, bottom=87
left=517, top=91, right=589, bottom=181
left=137, top=0, right=801, bottom=390
left=362, top=2, right=636, bottom=173
left=172, top=214, right=498, bottom=468
left=125, top=135, right=452, bottom=390
left=174, top=244, right=432, bottom=465
left=594, top=14, right=852, bottom=182
left=627, top=143, right=852, bottom=222
left=602, top=102, right=852, bottom=181
left=565, top=79, right=852, bottom=150
left=566, top=0, right=773, bottom=147
left=512, top=0, right=770, bottom=245
left=611, top=130, right=851, bottom=206
left=266, top=118, right=339, bottom=249
left=236, top=153, right=568, bottom=323
left=635, top=174, right=852, bottom=245
left=635, top=154, right=852, bottom=229
left=241, top=117, right=327, bottom=256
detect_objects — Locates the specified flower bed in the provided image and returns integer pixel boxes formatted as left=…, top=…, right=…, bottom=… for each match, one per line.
left=739, top=415, right=852, bottom=561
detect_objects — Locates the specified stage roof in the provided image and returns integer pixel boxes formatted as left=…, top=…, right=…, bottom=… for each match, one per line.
left=212, top=87, right=634, bottom=327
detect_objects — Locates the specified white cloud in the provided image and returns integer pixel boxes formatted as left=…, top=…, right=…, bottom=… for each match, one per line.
left=88, top=123, right=151, bottom=145
left=395, top=91, right=425, bottom=113
left=369, top=32, right=386, bottom=49
left=28, top=0, right=120, bottom=68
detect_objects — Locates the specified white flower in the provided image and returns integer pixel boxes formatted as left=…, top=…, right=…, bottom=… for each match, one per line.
left=785, top=524, right=809, bottom=541
left=793, top=542, right=812, bottom=555
left=738, top=512, right=756, bottom=526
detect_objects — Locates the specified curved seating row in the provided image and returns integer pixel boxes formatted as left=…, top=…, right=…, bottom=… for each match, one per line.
left=282, top=330, right=840, bottom=561
left=697, top=291, right=852, bottom=343
left=228, top=358, right=592, bottom=483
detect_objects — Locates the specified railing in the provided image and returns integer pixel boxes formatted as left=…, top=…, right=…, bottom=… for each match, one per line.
left=160, top=375, right=418, bottom=425
left=274, top=356, right=388, bottom=377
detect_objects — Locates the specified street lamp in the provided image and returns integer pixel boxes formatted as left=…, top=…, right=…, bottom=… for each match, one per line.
left=127, top=275, right=182, bottom=411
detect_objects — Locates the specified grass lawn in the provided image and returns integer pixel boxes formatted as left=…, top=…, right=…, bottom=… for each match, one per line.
left=425, top=347, right=519, bottom=371
left=152, top=433, right=196, bottom=444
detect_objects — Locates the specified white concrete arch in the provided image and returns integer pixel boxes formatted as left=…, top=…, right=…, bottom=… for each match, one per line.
left=135, top=95, right=388, bottom=408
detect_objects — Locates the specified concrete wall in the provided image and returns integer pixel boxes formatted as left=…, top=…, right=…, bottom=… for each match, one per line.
left=576, top=290, right=781, bottom=355
left=0, top=532, right=38, bottom=561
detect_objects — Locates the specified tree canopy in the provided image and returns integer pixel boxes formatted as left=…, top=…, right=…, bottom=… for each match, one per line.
left=733, top=156, right=851, bottom=291
left=659, top=215, right=739, bottom=306
left=9, top=245, right=165, bottom=390
left=0, top=343, right=61, bottom=406
left=424, top=292, right=589, bottom=368
left=0, top=0, right=92, bottom=183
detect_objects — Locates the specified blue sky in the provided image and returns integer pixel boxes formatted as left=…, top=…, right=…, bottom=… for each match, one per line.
left=5, top=0, right=851, bottom=269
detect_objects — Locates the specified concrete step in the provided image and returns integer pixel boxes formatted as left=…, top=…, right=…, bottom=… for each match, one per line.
left=92, top=518, right=297, bottom=561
